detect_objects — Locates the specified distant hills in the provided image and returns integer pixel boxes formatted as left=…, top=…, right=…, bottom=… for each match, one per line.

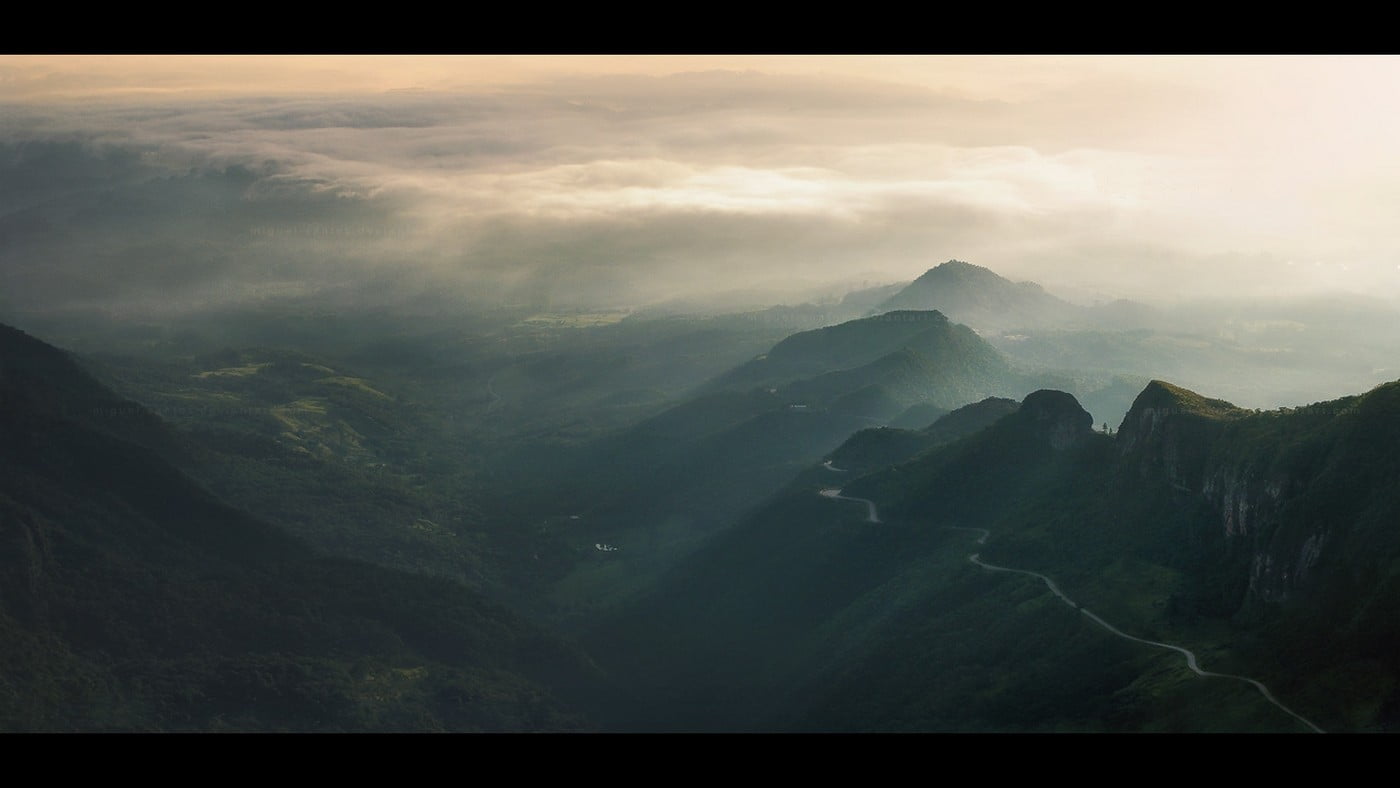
left=586, top=310, right=1019, bottom=508
left=529, top=300, right=1161, bottom=621
left=517, top=308, right=1030, bottom=620
left=14, top=248, right=1400, bottom=732
left=877, top=260, right=1081, bottom=332
left=875, top=259, right=1165, bottom=335
left=709, top=309, right=1014, bottom=411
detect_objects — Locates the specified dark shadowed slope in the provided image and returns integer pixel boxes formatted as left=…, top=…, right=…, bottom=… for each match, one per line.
left=709, top=309, right=1012, bottom=402
left=824, top=396, right=1020, bottom=475
left=534, top=311, right=1024, bottom=605
left=589, top=377, right=1400, bottom=731
left=0, top=323, right=602, bottom=731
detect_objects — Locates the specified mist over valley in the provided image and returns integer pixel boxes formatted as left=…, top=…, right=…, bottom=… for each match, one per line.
left=5, top=56, right=1400, bottom=732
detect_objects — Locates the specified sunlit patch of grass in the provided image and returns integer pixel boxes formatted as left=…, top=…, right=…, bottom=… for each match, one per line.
left=410, top=518, right=446, bottom=534
left=317, top=376, right=390, bottom=400
left=284, top=398, right=328, bottom=413
left=267, top=398, right=377, bottom=462
left=518, top=312, right=630, bottom=328
left=352, top=664, right=429, bottom=707
left=165, top=390, right=244, bottom=402
left=194, top=363, right=271, bottom=378
left=270, top=399, right=328, bottom=433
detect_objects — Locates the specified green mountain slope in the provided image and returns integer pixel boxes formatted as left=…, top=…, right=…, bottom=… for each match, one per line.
left=0, top=323, right=601, bottom=731
left=80, top=346, right=497, bottom=588
left=525, top=311, right=1025, bottom=618
left=588, top=377, right=1400, bottom=731
left=711, top=309, right=1010, bottom=399
left=824, top=397, right=1020, bottom=475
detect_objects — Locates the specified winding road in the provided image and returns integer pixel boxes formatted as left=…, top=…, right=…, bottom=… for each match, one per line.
left=818, top=488, right=880, bottom=523
left=817, top=490, right=1325, bottom=733
left=822, top=460, right=847, bottom=473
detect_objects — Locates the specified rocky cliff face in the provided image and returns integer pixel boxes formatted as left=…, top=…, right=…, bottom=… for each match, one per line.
left=1116, top=380, right=1242, bottom=490
left=1200, top=460, right=1322, bottom=604
left=1116, top=380, right=1345, bottom=607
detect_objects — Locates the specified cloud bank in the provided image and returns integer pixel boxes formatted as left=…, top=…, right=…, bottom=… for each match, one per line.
left=4, top=56, right=1400, bottom=317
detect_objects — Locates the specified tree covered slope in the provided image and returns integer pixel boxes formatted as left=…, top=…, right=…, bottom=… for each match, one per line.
left=0, top=323, right=602, bottom=731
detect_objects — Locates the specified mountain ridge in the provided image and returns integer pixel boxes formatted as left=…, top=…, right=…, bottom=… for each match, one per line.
left=590, top=375, right=1400, bottom=731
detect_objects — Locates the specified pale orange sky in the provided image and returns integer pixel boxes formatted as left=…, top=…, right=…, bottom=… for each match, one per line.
left=0, top=54, right=1330, bottom=100
left=5, top=55, right=1400, bottom=304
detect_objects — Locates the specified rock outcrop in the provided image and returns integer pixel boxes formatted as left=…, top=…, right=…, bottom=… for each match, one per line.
left=1019, top=389, right=1094, bottom=451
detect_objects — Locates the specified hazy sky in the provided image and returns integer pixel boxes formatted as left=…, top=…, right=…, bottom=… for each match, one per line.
left=5, top=55, right=1400, bottom=312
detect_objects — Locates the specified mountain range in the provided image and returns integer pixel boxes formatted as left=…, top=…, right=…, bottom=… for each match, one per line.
left=586, top=376, right=1400, bottom=731
left=6, top=253, right=1400, bottom=732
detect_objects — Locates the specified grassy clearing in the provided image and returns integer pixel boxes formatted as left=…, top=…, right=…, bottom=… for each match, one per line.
left=194, top=363, right=271, bottom=379
left=317, top=376, right=390, bottom=400
left=270, top=398, right=329, bottom=430
left=518, top=312, right=630, bottom=328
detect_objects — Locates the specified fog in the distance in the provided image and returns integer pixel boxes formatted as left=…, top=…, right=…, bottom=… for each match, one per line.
left=6, top=56, right=1400, bottom=320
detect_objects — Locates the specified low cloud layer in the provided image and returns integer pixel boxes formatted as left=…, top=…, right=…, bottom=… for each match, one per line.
left=4, top=56, right=1400, bottom=317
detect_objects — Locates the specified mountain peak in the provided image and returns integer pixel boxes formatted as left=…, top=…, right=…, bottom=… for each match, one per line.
left=878, top=260, right=1071, bottom=332
left=914, top=260, right=1044, bottom=290
left=1128, top=380, right=1244, bottom=422
left=928, top=259, right=981, bottom=272
left=922, top=259, right=1002, bottom=279
left=1018, top=389, right=1093, bottom=451
left=1116, top=380, right=1246, bottom=485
